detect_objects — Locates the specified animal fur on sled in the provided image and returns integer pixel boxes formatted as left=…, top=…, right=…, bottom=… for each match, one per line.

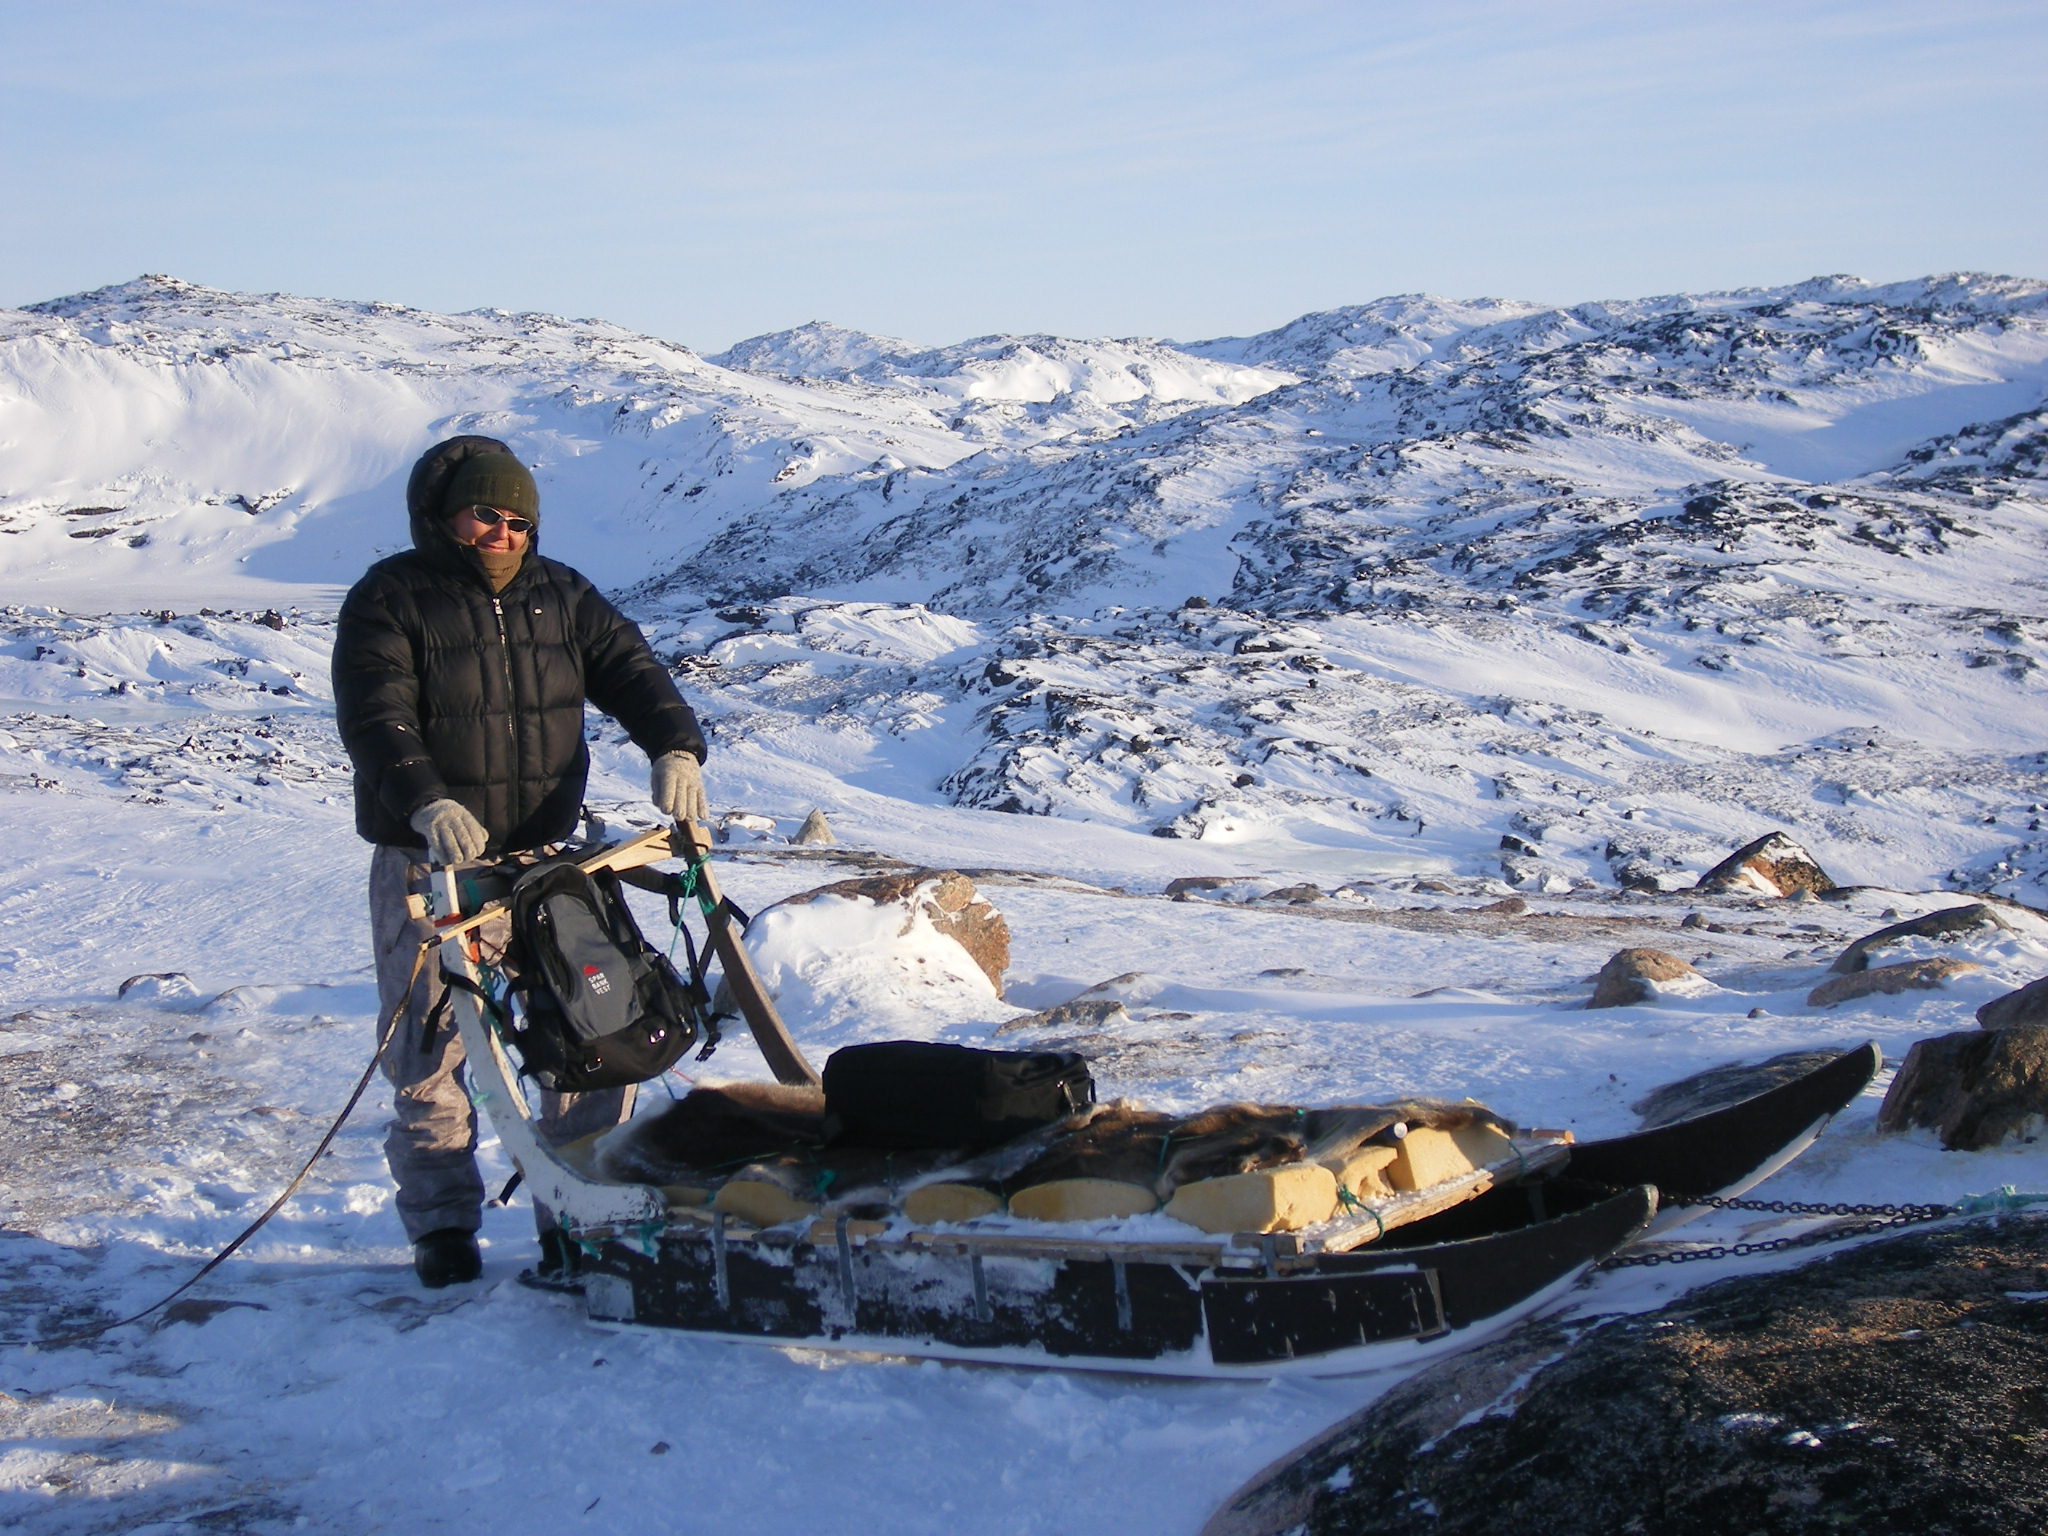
left=1000, top=1100, right=1507, bottom=1198
left=597, top=1081, right=1089, bottom=1213
left=599, top=1085, right=1513, bottom=1219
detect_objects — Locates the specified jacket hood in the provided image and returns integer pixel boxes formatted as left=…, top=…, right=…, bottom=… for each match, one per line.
left=403, top=434, right=542, bottom=576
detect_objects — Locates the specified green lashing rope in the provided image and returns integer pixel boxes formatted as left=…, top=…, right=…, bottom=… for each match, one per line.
left=1333, top=1184, right=1385, bottom=1241
left=1955, top=1185, right=2048, bottom=1215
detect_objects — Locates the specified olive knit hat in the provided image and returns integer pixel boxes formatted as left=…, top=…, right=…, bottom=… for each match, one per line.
left=441, top=451, right=540, bottom=524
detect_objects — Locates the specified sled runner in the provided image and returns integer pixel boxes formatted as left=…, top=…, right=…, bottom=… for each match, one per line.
left=429, top=834, right=1879, bottom=1378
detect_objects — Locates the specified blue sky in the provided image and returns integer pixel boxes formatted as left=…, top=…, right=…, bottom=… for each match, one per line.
left=3, top=1, right=2042, bottom=350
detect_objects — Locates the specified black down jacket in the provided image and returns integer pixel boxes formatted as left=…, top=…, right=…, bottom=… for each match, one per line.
left=333, top=437, right=705, bottom=853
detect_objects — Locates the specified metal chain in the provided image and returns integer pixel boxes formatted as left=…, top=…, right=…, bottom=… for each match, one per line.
left=1599, top=1190, right=1956, bottom=1269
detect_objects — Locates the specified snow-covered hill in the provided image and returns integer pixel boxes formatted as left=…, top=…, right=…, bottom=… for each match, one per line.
left=0, top=276, right=1286, bottom=608
left=2, top=270, right=2044, bottom=904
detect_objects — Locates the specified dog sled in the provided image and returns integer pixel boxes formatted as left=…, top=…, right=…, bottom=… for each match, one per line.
left=427, top=827, right=1880, bottom=1379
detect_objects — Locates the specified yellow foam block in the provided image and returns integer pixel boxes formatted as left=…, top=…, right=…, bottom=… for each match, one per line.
left=712, top=1178, right=816, bottom=1227
left=1388, top=1123, right=1515, bottom=1192
left=1164, top=1163, right=1339, bottom=1234
left=661, top=1184, right=711, bottom=1209
left=1008, top=1178, right=1157, bottom=1223
left=902, top=1183, right=1004, bottom=1225
left=1319, top=1144, right=1398, bottom=1200
left=1453, top=1122, right=1515, bottom=1166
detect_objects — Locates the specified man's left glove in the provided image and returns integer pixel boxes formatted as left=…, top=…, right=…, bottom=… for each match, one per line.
left=410, top=798, right=490, bottom=866
left=651, top=751, right=709, bottom=826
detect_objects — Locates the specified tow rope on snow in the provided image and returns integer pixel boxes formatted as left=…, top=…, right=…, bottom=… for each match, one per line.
left=3, top=943, right=432, bottom=1351
left=4, top=823, right=786, bottom=1350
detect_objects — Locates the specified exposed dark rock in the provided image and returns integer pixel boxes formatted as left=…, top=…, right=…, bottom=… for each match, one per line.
left=1587, top=947, right=1700, bottom=1008
left=158, top=1296, right=271, bottom=1327
left=1165, top=876, right=1235, bottom=900
left=791, top=807, right=837, bottom=845
left=1629, top=1048, right=1850, bottom=1130
left=1832, top=902, right=2008, bottom=973
left=1696, top=832, right=1836, bottom=898
left=1978, top=975, right=2048, bottom=1030
left=1261, top=883, right=1323, bottom=904
left=776, top=868, right=1009, bottom=995
left=993, top=997, right=1133, bottom=1035
left=1474, top=895, right=1527, bottom=916
left=1877, top=1025, right=2048, bottom=1149
left=1807, top=957, right=1982, bottom=1008
left=714, top=810, right=777, bottom=843
left=116, top=972, right=196, bottom=1001
left=1202, top=1216, right=2048, bottom=1536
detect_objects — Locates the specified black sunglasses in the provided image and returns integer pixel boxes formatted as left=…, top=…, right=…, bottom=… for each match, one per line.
left=462, top=505, right=535, bottom=534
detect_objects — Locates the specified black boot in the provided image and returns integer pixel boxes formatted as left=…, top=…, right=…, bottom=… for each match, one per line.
left=413, top=1227, right=482, bottom=1289
left=517, top=1226, right=584, bottom=1294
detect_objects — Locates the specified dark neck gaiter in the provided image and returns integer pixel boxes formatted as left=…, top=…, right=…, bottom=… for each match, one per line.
left=477, top=547, right=526, bottom=593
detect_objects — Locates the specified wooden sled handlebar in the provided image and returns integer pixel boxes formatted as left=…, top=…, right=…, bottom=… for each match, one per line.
left=428, top=821, right=820, bottom=1088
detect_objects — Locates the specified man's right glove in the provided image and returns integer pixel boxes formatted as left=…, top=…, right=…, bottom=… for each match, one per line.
left=650, top=751, right=710, bottom=826
left=410, top=798, right=489, bottom=865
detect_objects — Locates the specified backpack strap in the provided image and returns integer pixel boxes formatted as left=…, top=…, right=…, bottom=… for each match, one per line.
left=434, top=962, right=508, bottom=1043
left=616, top=863, right=751, bottom=933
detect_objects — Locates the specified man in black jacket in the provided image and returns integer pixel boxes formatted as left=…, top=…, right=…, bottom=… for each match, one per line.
left=333, top=435, right=709, bottom=1287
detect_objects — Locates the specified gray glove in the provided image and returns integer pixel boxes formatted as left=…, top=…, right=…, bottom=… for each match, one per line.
left=410, top=798, right=489, bottom=865
left=650, top=751, right=709, bottom=825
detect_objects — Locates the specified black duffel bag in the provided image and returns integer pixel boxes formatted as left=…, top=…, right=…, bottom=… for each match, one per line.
left=822, top=1041, right=1095, bottom=1150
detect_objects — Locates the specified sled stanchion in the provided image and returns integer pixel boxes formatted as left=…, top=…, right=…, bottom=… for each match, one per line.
left=971, top=1254, right=991, bottom=1322
left=711, top=1211, right=731, bottom=1311
left=671, top=819, right=820, bottom=1088
left=836, top=1214, right=858, bottom=1314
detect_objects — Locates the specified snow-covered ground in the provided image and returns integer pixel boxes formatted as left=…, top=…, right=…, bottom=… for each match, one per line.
left=3, top=614, right=2043, bottom=1536
left=2, top=272, right=2045, bottom=1534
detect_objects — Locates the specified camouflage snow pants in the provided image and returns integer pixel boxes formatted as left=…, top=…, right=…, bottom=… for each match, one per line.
left=368, top=844, right=634, bottom=1243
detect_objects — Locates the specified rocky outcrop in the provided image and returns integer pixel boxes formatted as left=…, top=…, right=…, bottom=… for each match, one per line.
left=1831, top=903, right=2008, bottom=973
left=993, top=997, right=1133, bottom=1035
left=1806, top=956, right=1982, bottom=1008
left=1876, top=1024, right=2048, bottom=1149
left=1259, top=883, right=1323, bottom=905
left=1202, top=1216, right=2048, bottom=1536
left=1587, top=947, right=1702, bottom=1008
left=116, top=971, right=197, bottom=1002
left=1695, top=832, right=1836, bottom=898
left=791, top=808, right=837, bottom=846
left=715, top=810, right=777, bottom=843
left=1978, top=975, right=2048, bottom=1029
left=778, top=869, right=1009, bottom=995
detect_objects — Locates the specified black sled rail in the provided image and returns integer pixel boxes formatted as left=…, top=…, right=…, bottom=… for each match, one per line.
left=1362, top=1041, right=1882, bottom=1252
left=1567, top=1039, right=1880, bottom=1202
left=575, top=1185, right=1657, bottom=1379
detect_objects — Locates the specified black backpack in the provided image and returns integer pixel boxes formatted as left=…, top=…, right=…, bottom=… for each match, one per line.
left=822, top=1041, right=1096, bottom=1150
left=497, top=861, right=710, bottom=1093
